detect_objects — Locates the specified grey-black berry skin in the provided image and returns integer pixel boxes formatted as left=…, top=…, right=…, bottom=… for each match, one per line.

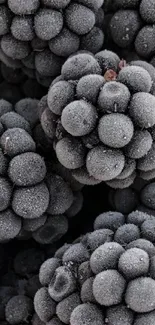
left=0, top=128, right=36, bottom=158
left=86, top=145, right=125, bottom=181
left=110, top=10, right=142, bottom=48
left=141, top=183, right=155, bottom=210
left=0, top=177, right=12, bottom=212
left=34, top=287, right=56, bottom=322
left=93, top=269, right=126, bottom=306
left=0, top=6, right=12, bottom=36
left=135, top=26, right=155, bottom=59
left=61, top=53, right=101, bottom=80
left=12, top=182, right=50, bottom=219
left=0, top=112, right=31, bottom=134
left=106, top=304, right=134, bottom=325
left=137, top=143, right=155, bottom=172
left=8, top=0, right=40, bottom=14
left=15, top=98, right=39, bottom=128
left=56, top=137, right=86, bottom=170
left=90, top=242, right=124, bottom=274
left=34, top=9, right=63, bottom=41
left=56, top=293, right=81, bottom=324
left=39, top=258, right=61, bottom=287
left=8, top=152, right=46, bottom=186
left=98, top=113, right=134, bottom=148
left=76, top=74, right=105, bottom=105
left=95, top=50, right=120, bottom=73
left=61, top=100, right=97, bottom=137
left=125, top=130, right=153, bottom=159
left=34, top=208, right=155, bottom=324
left=98, top=81, right=130, bottom=113
left=32, top=215, right=68, bottom=244
left=118, top=66, right=152, bottom=93
left=70, top=303, right=104, bottom=325
left=48, top=266, right=77, bottom=302
left=65, top=3, right=95, bottom=36
left=94, top=211, right=125, bottom=231
left=125, top=277, right=155, bottom=313
left=49, top=27, right=80, bottom=58
left=1, top=34, right=31, bottom=60
left=5, top=295, right=33, bottom=324
left=46, top=173, right=73, bottom=215
left=118, top=247, right=149, bottom=279
left=129, top=92, right=155, bottom=128
left=48, top=81, right=75, bottom=115
left=80, top=27, right=104, bottom=54
left=0, top=209, right=21, bottom=242
left=11, top=16, right=35, bottom=41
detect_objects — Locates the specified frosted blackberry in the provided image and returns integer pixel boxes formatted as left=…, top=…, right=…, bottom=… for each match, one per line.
left=42, top=50, right=155, bottom=188
left=0, top=0, right=104, bottom=84
left=33, top=209, right=155, bottom=325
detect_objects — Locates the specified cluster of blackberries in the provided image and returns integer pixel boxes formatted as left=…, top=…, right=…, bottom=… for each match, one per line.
left=0, top=98, right=83, bottom=243
left=104, top=0, right=155, bottom=63
left=0, top=0, right=104, bottom=86
left=39, top=49, right=155, bottom=188
left=34, top=209, right=155, bottom=325
left=2, top=2, right=155, bottom=323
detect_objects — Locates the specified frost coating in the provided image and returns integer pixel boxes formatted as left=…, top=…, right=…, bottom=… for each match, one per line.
left=34, top=209, right=155, bottom=324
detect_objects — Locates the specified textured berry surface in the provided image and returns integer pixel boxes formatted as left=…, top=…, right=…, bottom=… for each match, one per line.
left=34, top=209, right=155, bottom=325
left=40, top=50, right=155, bottom=189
